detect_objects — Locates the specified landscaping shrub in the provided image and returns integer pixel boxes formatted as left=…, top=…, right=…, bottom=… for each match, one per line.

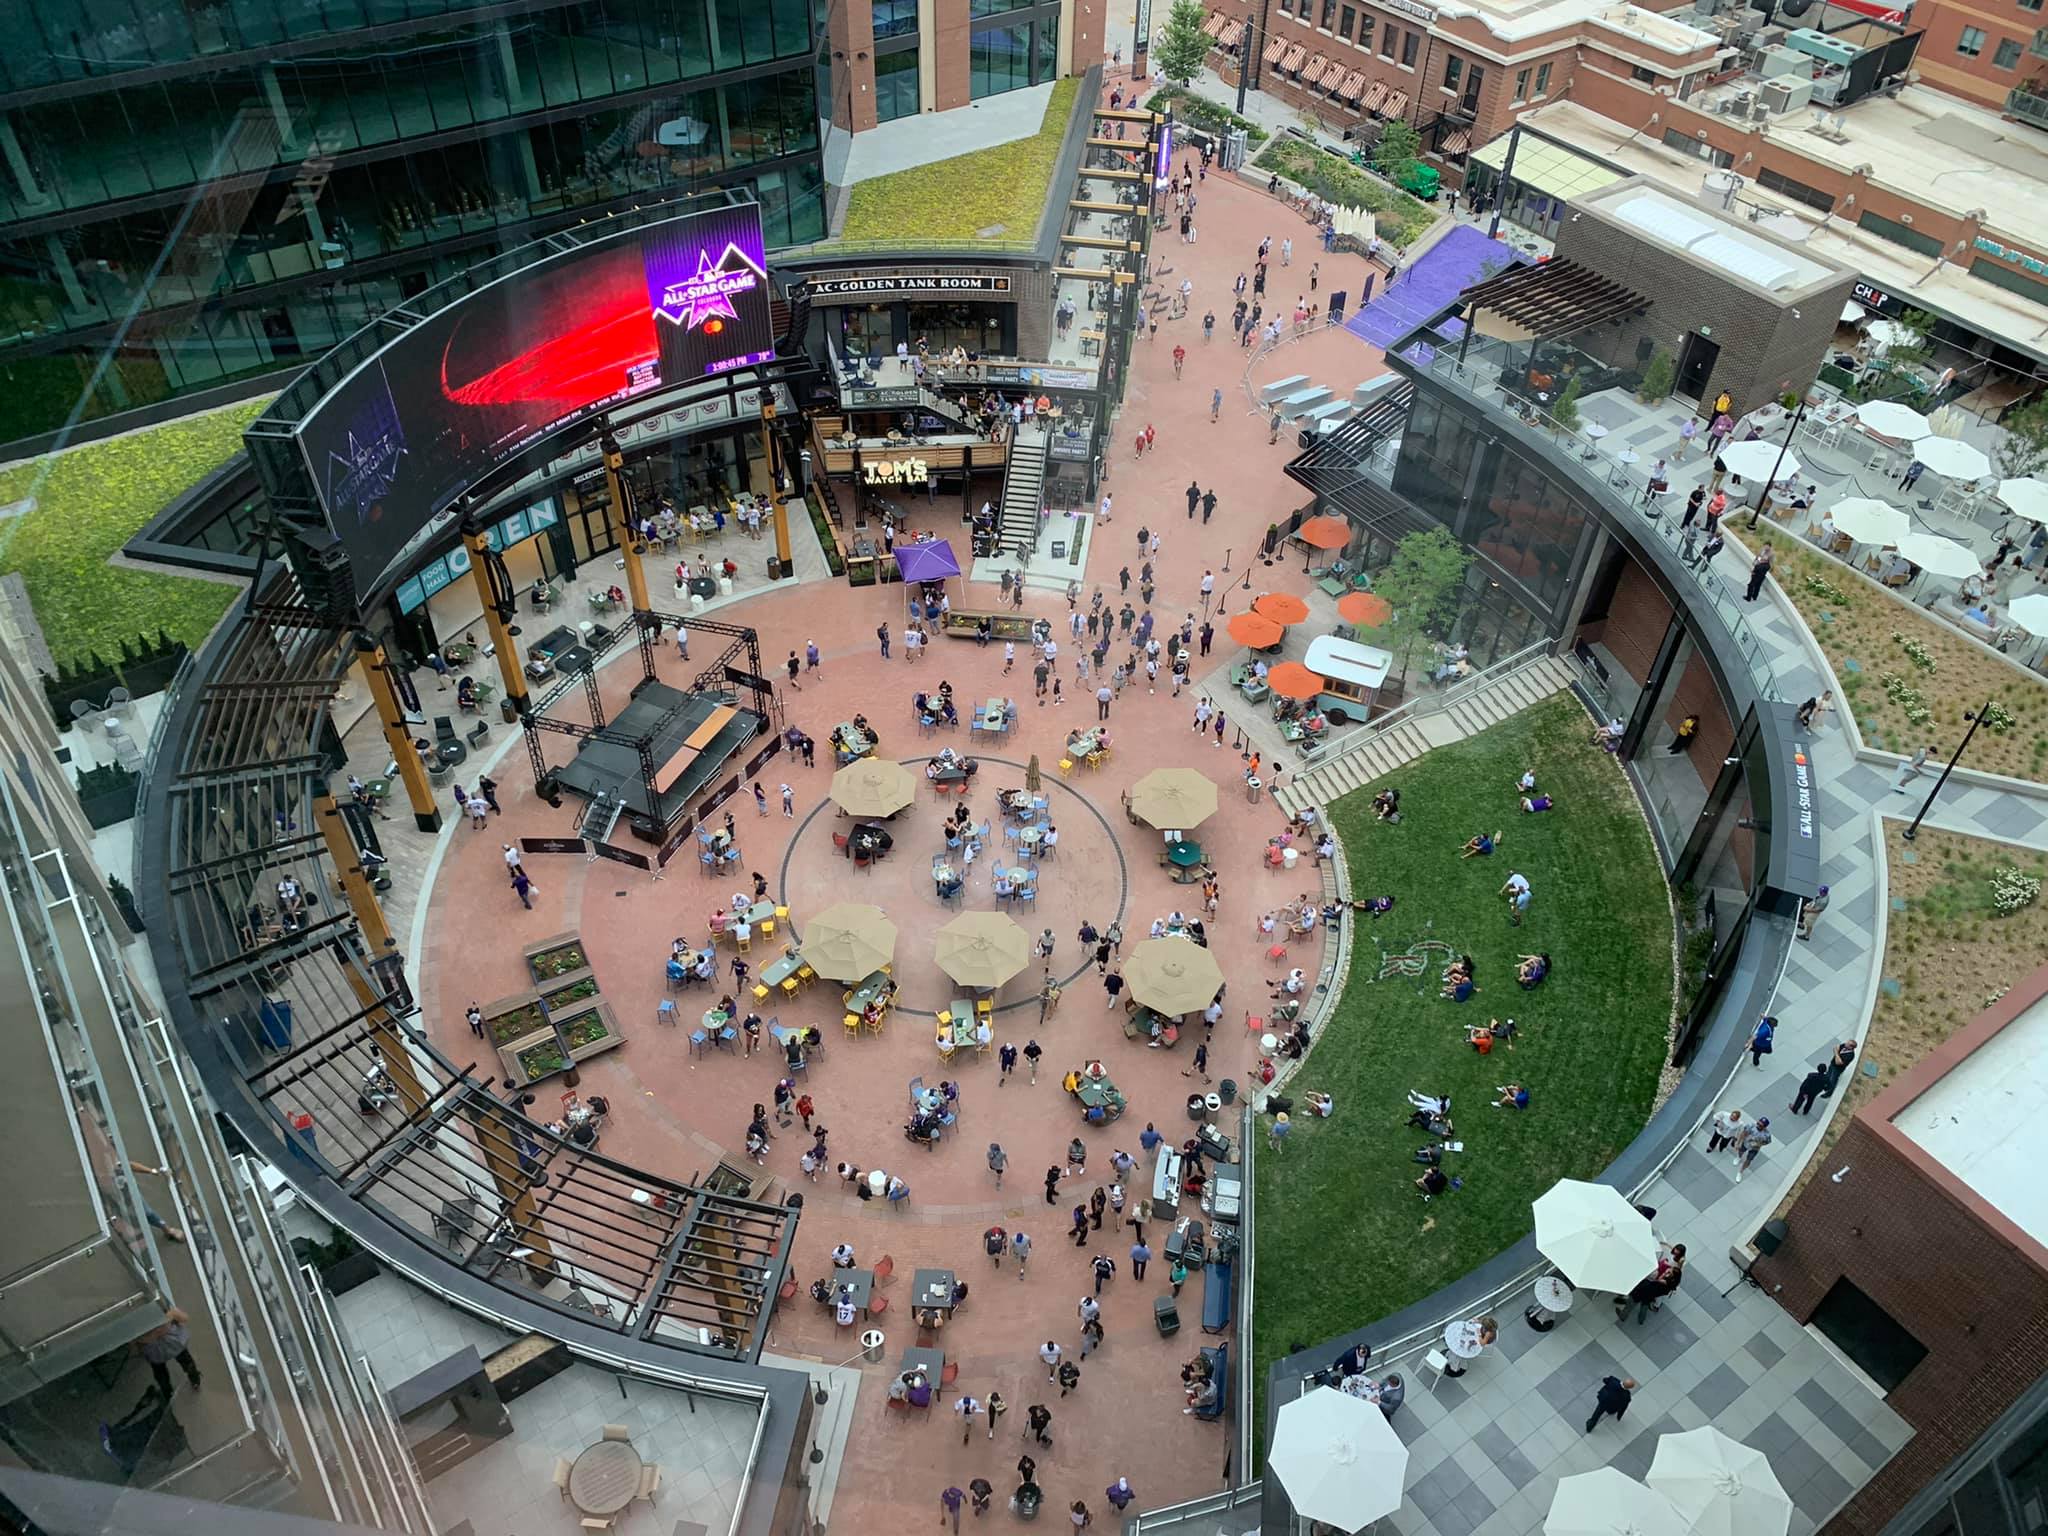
left=1248, top=137, right=1432, bottom=246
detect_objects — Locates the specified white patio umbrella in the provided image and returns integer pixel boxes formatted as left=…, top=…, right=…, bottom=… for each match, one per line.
left=1270, top=1386, right=1409, bottom=1531
left=1828, top=497, right=1910, bottom=546
left=1910, top=434, right=1990, bottom=482
left=1850, top=400, right=1929, bottom=440
left=1996, top=477, right=2048, bottom=525
left=1865, top=318, right=1916, bottom=352
left=1838, top=299, right=1864, bottom=323
left=1532, top=1179, right=1658, bottom=1292
left=1719, top=439, right=1799, bottom=483
left=1648, top=1427, right=1793, bottom=1536
left=1897, top=531, right=1981, bottom=579
left=1546, top=1470, right=1687, bottom=1536
left=2007, top=592, right=2048, bottom=638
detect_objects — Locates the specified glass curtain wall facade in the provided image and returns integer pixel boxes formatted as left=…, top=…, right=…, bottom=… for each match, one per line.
left=970, top=0, right=1063, bottom=98
left=0, top=0, right=827, bottom=442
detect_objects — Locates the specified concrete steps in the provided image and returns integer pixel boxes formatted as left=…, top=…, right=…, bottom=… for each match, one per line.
left=996, top=428, right=1048, bottom=554
left=1274, top=655, right=1575, bottom=816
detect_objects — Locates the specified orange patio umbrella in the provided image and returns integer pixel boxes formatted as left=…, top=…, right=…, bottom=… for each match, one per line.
left=1253, top=591, right=1311, bottom=625
left=1297, top=516, right=1351, bottom=550
left=1227, top=610, right=1285, bottom=648
left=1337, top=591, right=1392, bottom=628
left=1266, top=662, right=1325, bottom=701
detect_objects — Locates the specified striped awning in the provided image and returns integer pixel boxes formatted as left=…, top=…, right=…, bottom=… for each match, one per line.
left=1359, top=78, right=1388, bottom=112
left=1219, top=19, right=1244, bottom=48
left=1383, top=88, right=1409, bottom=119
left=1441, top=128, right=1472, bottom=157
left=1202, top=11, right=1226, bottom=36
left=1264, top=33, right=1289, bottom=62
left=1282, top=42, right=1308, bottom=70
left=1301, top=53, right=1330, bottom=84
left=1337, top=68, right=1367, bottom=99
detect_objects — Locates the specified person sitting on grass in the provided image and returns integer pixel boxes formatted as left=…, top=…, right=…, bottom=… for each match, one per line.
left=1516, top=769, right=1537, bottom=795
left=1520, top=794, right=1555, bottom=814
left=1440, top=955, right=1477, bottom=1003
left=1494, top=1082, right=1531, bottom=1110
left=1468, top=1017, right=1516, bottom=1054
left=1461, top=829, right=1499, bottom=858
left=1416, top=1165, right=1450, bottom=1198
left=1517, top=953, right=1551, bottom=989
left=1373, top=788, right=1400, bottom=823
left=1304, top=1090, right=1334, bottom=1117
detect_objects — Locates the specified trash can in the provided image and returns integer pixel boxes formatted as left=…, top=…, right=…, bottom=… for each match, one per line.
left=1281, top=846, right=1299, bottom=871
left=1218, top=1078, right=1238, bottom=1105
left=719, top=576, right=734, bottom=597
left=500, top=698, right=518, bottom=724
left=767, top=555, right=783, bottom=581
left=1204, top=1092, right=1222, bottom=1120
left=1246, top=775, right=1263, bottom=805
left=1185, top=1094, right=1207, bottom=1122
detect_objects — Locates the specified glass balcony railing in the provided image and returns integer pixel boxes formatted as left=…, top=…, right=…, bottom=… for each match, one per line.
left=2007, top=88, right=2048, bottom=132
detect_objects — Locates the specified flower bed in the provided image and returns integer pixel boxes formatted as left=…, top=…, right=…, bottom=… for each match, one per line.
left=483, top=996, right=548, bottom=1049
left=1750, top=535, right=2048, bottom=784
left=1142, top=88, right=1269, bottom=146
left=540, top=969, right=600, bottom=1009
left=524, top=934, right=589, bottom=983
left=515, top=1037, right=572, bottom=1082
left=1247, top=137, right=1432, bottom=247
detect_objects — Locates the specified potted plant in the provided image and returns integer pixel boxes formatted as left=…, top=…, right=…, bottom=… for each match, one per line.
left=539, top=969, right=600, bottom=1009
left=1551, top=376, right=1583, bottom=433
left=559, top=1003, right=624, bottom=1063
left=289, top=1229, right=381, bottom=1294
left=483, top=995, right=550, bottom=1049
left=1638, top=349, right=1675, bottom=404
left=516, top=1037, right=573, bottom=1082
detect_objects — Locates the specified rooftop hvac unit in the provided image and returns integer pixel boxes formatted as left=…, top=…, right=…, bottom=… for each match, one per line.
left=1758, top=44, right=1808, bottom=76
left=1761, top=76, right=1812, bottom=112
left=1753, top=26, right=1788, bottom=48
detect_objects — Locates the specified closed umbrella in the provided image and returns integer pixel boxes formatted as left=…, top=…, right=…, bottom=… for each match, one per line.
left=1266, top=662, right=1325, bottom=701
left=1896, top=531, right=1979, bottom=579
left=830, top=758, right=917, bottom=819
left=1648, top=1427, right=1792, bottom=1536
left=1546, top=1470, right=1686, bottom=1536
left=1719, top=439, right=1798, bottom=482
left=1270, top=1386, right=1409, bottom=1531
left=1996, top=477, right=2048, bottom=525
left=1850, top=400, right=1929, bottom=440
left=1228, top=611, right=1285, bottom=648
left=800, top=903, right=898, bottom=982
left=1337, top=591, right=1392, bottom=628
left=1254, top=591, right=1312, bottom=625
left=1025, top=754, right=1042, bottom=793
left=1123, top=938, right=1224, bottom=1015
left=1910, top=434, right=1989, bottom=481
left=934, top=912, right=1031, bottom=990
left=1532, top=1179, right=1657, bottom=1292
left=1297, top=515, right=1352, bottom=550
left=1828, top=497, right=1909, bottom=546
left=1129, top=767, right=1218, bottom=830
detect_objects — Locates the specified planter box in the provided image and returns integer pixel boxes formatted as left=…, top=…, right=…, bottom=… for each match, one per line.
left=523, top=932, right=589, bottom=985
left=482, top=990, right=548, bottom=1050
left=555, top=1001, right=624, bottom=1064
left=484, top=1334, right=573, bottom=1403
left=538, top=967, right=601, bottom=1013
left=493, top=1025, right=558, bottom=1085
left=512, top=1034, right=573, bottom=1084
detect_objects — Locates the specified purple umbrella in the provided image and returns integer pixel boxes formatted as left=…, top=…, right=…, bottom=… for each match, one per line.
left=892, top=540, right=962, bottom=583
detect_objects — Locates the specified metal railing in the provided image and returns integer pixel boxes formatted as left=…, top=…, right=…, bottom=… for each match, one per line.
left=2007, top=87, right=2048, bottom=131
left=1302, top=638, right=1556, bottom=768
left=1126, top=1482, right=1266, bottom=1535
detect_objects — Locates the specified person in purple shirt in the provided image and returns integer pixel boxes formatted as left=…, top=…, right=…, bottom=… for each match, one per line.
left=940, top=1485, right=966, bottom=1533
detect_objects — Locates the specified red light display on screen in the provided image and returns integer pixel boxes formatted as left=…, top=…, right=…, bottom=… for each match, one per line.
left=436, top=244, right=658, bottom=414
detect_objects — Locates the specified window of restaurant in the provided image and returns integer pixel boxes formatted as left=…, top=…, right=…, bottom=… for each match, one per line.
left=1755, top=166, right=1834, bottom=213
left=1460, top=64, right=1483, bottom=113
left=970, top=4, right=1060, bottom=98
left=1442, top=55, right=1462, bottom=91
left=1663, top=127, right=1732, bottom=168
left=1533, top=61, right=1551, bottom=94
left=840, top=301, right=899, bottom=358
left=1339, top=6, right=1356, bottom=40
left=1381, top=24, right=1397, bottom=56
left=1856, top=209, right=1942, bottom=256
left=906, top=300, right=1012, bottom=355
left=875, top=45, right=920, bottom=121
left=1401, top=31, right=1418, bottom=66
left=1356, top=14, right=1374, bottom=49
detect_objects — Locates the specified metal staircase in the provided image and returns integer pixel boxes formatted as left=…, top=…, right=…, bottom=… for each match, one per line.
left=1275, top=647, right=1576, bottom=815
left=996, top=425, right=1048, bottom=553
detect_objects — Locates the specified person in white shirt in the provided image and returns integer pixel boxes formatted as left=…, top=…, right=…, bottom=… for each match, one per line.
left=831, top=1242, right=856, bottom=1268
left=1039, top=1340, right=1063, bottom=1378
left=503, top=844, right=524, bottom=873
left=1706, top=1106, right=1746, bottom=1153
left=835, top=1286, right=857, bottom=1326
left=1099, top=493, right=1113, bottom=523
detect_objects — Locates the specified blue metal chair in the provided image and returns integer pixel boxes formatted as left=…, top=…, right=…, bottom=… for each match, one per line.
left=657, top=999, right=678, bottom=1026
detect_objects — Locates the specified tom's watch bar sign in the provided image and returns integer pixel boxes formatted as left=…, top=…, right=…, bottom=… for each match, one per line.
left=805, top=274, right=1015, bottom=299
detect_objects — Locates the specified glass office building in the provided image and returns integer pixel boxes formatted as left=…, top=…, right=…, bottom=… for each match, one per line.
left=0, top=0, right=827, bottom=441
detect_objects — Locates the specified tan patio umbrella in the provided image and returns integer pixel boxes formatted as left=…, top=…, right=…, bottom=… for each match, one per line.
left=800, top=902, right=899, bottom=982
left=830, top=758, right=916, bottom=819
left=1123, top=937, right=1225, bottom=1016
left=1128, top=767, right=1219, bottom=831
left=934, top=911, right=1032, bottom=990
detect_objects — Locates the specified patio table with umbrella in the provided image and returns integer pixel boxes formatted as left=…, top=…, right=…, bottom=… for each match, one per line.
left=1296, top=515, right=1352, bottom=568
left=933, top=911, right=1031, bottom=992
left=2009, top=592, right=2048, bottom=663
left=1910, top=434, right=1990, bottom=484
left=1546, top=1469, right=1685, bottom=1536
left=1266, top=662, right=1325, bottom=704
left=1532, top=1178, right=1658, bottom=1293
left=830, top=758, right=917, bottom=820
left=893, top=540, right=961, bottom=622
left=1253, top=591, right=1311, bottom=627
left=1123, top=938, right=1224, bottom=1017
left=800, top=903, right=899, bottom=982
left=1719, top=438, right=1799, bottom=486
left=1227, top=611, right=1285, bottom=650
left=1337, top=591, right=1391, bottom=632
left=1828, top=497, right=1910, bottom=548
left=1896, top=531, right=1981, bottom=582
left=1850, top=400, right=1930, bottom=441
left=1269, top=1386, right=1409, bottom=1532
left=1996, top=477, right=2048, bottom=525
left=1129, top=767, right=1218, bottom=831
left=1648, top=1427, right=1792, bottom=1536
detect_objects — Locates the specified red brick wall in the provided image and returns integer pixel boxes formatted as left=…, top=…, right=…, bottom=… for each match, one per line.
left=1757, top=1119, right=2048, bottom=1536
left=1668, top=648, right=1728, bottom=794
left=1581, top=556, right=1672, bottom=686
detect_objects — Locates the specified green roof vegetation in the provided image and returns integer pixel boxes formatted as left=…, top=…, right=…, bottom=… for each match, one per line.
left=1254, top=695, right=1671, bottom=1421
left=838, top=77, right=1082, bottom=248
left=1251, top=135, right=1435, bottom=247
left=0, top=400, right=268, bottom=669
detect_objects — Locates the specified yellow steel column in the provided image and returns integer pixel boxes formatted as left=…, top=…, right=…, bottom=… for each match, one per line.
left=600, top=430, right=652, bottom=614
left=313, top=793, right=426, bottom=1109
left=763, top=400, right=793, bottom=577
left=357, top=633, right=441, bottom=832
left=459, top=517, right=530, bottom=714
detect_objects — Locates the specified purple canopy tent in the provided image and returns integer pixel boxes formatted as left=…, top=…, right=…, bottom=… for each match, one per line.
left=894, top=539, right=963, bottom=622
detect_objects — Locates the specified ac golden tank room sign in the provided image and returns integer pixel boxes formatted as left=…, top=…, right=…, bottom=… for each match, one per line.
left=863, top=457, right=928, bottom=485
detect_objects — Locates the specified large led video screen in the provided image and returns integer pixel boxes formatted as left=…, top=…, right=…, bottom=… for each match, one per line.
left=296, top=202, right=775, bottom=592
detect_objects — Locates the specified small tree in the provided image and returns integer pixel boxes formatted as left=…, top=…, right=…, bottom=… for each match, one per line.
left=1639, top=348, right=1676, bottom=402
left=1376, top=120, right=1421, bottom=184
left=1155, top=0, right=1213, bottom=88
left=1374, top=527, right=1472, bottom=686
left=1995, top=396, right=2048, bottom=481
left=1551, top=375, right=1583, bottom=432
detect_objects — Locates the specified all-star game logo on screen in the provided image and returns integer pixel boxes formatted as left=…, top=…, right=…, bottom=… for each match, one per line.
left=321, top=363, right=406, bottom=528
left=644, top=204, right=776, bottom=379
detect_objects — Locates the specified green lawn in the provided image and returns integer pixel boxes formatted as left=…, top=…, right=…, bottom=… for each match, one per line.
left=1253, top=695, right=1672, bottom=1385
left=0, top=399, right=268, bottom=669
left=839, top=77, right=1082, bottom=247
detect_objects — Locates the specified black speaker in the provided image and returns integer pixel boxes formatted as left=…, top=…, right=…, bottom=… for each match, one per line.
left=285, top=524, right=356, bottom=624
left=1753, top=1218, right=1789, bottom=1257
left=537, top=774, right=564, bottom=808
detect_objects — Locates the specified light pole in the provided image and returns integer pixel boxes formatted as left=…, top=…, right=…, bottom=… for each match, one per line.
left=1900, top=699, right=1992, bottom=841
left=1745, top=398, right=1807, bottom=529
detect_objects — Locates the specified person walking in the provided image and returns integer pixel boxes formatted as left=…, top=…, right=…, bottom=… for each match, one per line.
left=1268, top=1111, right=1291, bottom=1153
left=1890, top=745, right=1931, bottom=792
left=941, top=1485, right=967, bottom=1532
left=136, top=1306, right=204, bottom=1395
left=1024, top=1038, right=1042, bottom=1082
left=1211, top=387, right=1223, bottom=423
left=1748, top=1014, right=1775, bottom=1068
left=1129, top=1236, right=1151, bottom=1280
left=1201, top=488, right=1217, bottom=523
left=1705, top=1105, right=1745, bottom=1153
left=955, top=1394, right=985, bottom=1445
left=1790, top=1063, right=1829, bottom=1116
left=476, top=775, right=501, bottom=815
left=1057, top=1360, right=1081, bottom=1397
left=1821, top=1039, right=1857, bottom=1097
left=877, top=622, right=890, bottom=658
left=511, top=869, right=535, bottom=909
left=1584, top=1375, right=1637, bottom=1433
left=780, top=783, right=794, bottom=817
left=1091, top=1251, right=1116, bottom=1292
left=1043, top=1166, right=1063, bottom=1205
left=986, top=1391, right=1007, bottom=1439
left=1000, top=1041, right=1019, bottom=1083
left=988, top=1142, right=1008, bottom=1188
left=1744, top=543, right=1774, bottom=602
left=1798, top=884, right=1829, bottom=941
left=1733, top=1117, right=1773, bottom=1179
left=1187, top=482, right=1201, bottom=519
left=1026, top=1404, right=1053, bottom=1446
left=1039, top=1340, right=1063, bottom=1381
left=1103, top=968, right=1125, bottom=1010
left=1096, top=683, right=1113, bottom=721
left=1013, top=1229, right=1033, bottom=1277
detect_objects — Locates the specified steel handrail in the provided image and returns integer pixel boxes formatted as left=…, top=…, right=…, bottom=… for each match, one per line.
left=1303, top=638, right=1555, bottom=767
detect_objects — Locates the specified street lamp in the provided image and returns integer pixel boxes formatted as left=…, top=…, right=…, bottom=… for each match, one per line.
left=1900, top=700, right=1994, bottom=841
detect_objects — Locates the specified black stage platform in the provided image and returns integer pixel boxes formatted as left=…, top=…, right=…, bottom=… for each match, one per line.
left=552, top=682, right=762, bottom=823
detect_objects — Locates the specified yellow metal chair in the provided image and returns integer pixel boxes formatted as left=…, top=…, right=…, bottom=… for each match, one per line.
left=843, top=1013, right=863, bottom=1038
left=752, top=983, right=771, bottom=1006
left=735, top=930, right=752, bottom=954
left=1058, top=757, right=1075, bottom=777
left=780, top=976, right=801, bottom=1001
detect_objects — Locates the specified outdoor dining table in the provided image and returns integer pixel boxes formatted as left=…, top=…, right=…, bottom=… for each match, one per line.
left=901, top=1345, right=945, bottom=1382
left=832, top=1269, right=875, bottom=1319
left=974, top=699, right=1007, bottom=733
left=847, top=971, right=892, bottom=1012
left=1076, top=1079, right=1121, bottom=1109
left=568, top=1438, right=644, bottom=1517
left=1018, top=827, right=1044, bottom=853
left=762, top=952, right=802, bottom=987
left=1066, top=730, right=1101, bottom=758
left=931, top=766, right=969, bottom=790
left=1444, top=1319, right=1488, bottom=1363
left=911, top=1268, right=958, bottom=1313
left=1527, top=1274, right=1575, bottom=1329
left=1166, top=840, right=1203, bottom=868
left=935, top=1005, right=976, bottom=1054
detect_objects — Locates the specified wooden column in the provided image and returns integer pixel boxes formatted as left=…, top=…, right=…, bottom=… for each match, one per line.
left=459, top=516, right=530, bottom=713
left=763, top=401, right=793, bottom=578
left=357, top=633, right=441, bottom=832
left=600, top=431, right=652, bottom=614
